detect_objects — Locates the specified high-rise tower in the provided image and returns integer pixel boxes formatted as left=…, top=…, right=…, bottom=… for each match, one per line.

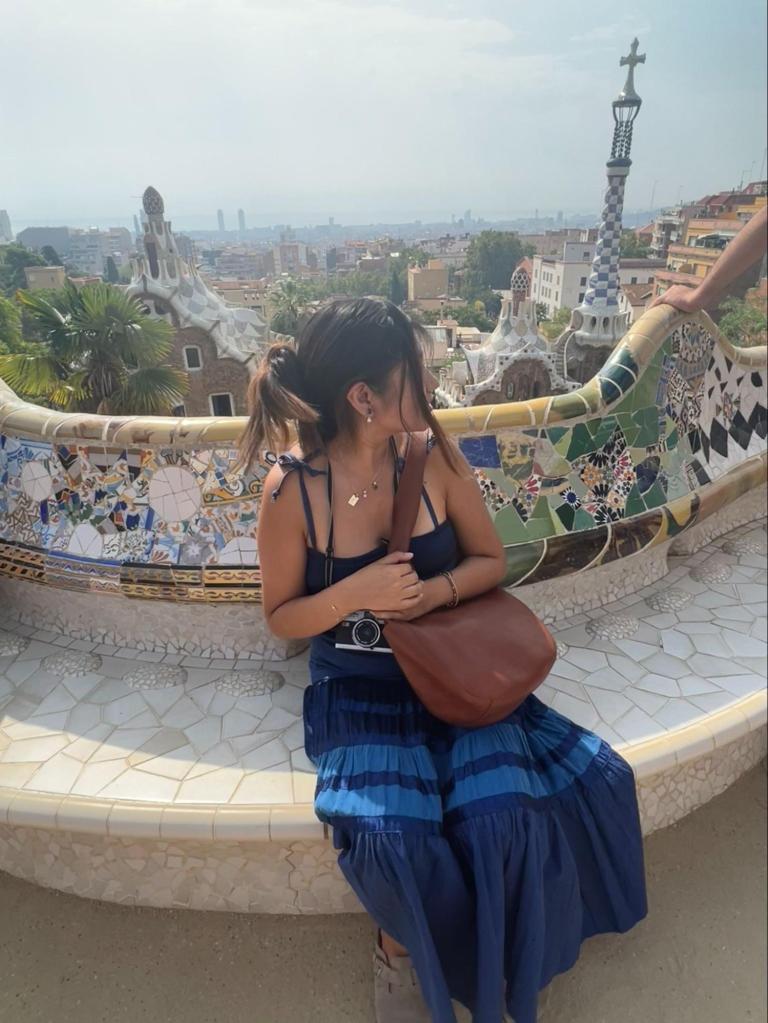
left=217, top=209, right=225, bottom=233
left=0, top=209, right=13, bottom=244
left=568, top=39, right=646, bottom=365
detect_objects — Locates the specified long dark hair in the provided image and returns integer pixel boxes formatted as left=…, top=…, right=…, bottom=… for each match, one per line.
left=239, top=297, right=459, bottom=472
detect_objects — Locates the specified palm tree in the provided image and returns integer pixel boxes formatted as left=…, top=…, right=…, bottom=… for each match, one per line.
left=0, top=282, right=188, bottom=415
left=269, top=277, right=311, bottom=335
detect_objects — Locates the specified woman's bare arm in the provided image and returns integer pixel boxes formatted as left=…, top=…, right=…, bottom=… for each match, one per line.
left=257, top=464, right=354, bottom=639
left=651, top=205, right=767, bottom=313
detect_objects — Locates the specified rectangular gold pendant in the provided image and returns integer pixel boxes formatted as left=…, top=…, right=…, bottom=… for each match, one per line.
left=348, top=494, right=359, bottom=507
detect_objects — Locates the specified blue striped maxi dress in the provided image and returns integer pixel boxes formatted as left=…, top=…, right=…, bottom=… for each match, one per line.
left=271, top=452, right=648, bottom=1023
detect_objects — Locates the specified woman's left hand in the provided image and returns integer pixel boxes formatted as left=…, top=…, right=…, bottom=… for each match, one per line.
left=375, top=577, right=441, bottom=621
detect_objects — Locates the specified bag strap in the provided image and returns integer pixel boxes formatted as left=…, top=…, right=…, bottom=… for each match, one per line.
left=387, top=431, right=429, bottom=554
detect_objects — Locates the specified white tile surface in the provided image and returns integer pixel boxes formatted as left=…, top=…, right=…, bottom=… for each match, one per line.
left=0, top=518, right=764, bottom=816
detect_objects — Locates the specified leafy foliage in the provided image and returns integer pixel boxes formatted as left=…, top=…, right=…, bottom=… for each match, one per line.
left=716, top=295, right=767, bottom=348
left=538, top=306, right=572, bottom=341
left=461, top=231, right=525, bottom=299
left=0, top=243, right=48, bottom=296
left=0, top=281, right=188, bottom=414
left=620, top=230, right=650, bottom=258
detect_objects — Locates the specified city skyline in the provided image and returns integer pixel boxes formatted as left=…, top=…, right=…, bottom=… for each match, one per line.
left=2, top=0, right=766, bottom=227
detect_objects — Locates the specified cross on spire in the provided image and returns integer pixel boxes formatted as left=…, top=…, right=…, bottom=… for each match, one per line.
left=619, top=38, right=645, bottom=101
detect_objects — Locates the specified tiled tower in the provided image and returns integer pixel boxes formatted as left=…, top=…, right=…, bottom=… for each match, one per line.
left=568, top=39, right=646, bottom=367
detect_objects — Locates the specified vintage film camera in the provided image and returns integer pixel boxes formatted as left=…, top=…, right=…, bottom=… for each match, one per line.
left=334, top=610, right=392, bottom=653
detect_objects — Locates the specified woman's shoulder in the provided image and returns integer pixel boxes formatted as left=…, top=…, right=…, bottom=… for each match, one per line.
left=262, top=444, right=326, bottom=502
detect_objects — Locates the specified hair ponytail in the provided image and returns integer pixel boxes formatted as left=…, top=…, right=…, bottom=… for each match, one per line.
left=238, top=342, right=320, bottom=471
left=239, top=298, right=462, bottom=476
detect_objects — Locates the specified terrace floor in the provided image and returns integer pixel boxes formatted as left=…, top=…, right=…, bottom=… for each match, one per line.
left=0, top=758, right=764, bottom=1023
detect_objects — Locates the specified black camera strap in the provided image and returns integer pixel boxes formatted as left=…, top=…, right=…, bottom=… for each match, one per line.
left=324, top=436, right=401, bottom=589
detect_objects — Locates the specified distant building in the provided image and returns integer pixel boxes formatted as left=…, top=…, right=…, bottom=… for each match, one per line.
left=0, top=210, right=12, bottom=243
left=274, top=241, right=309, bottom=274
left=407, top=259, right=449, bottom=306
left=217, top=209, right=226, bottom=233
left=649, top=204, right=703, bottom=260
left=436, top=297, right=576, bottom=407
left=66, top=227, right=133, bottom=276
left=16, top=226, right=71, bottom=256
left=129, top=186, right=268, bottom=418
left=208, top=279, right=271, bottom=320
left=653, top=190, right=766, bottom=301
left=618, top=282, right=653, bottom=323
left=520, top=227, right=597, bottom=257
left=237, top=209, right=246, bottom=234
left=23, top=266, right=66, bottom=290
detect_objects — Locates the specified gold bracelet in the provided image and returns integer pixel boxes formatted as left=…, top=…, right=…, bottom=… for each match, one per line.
left=440, top=570, right=459, bottom=608
left=330, top=601, right=343, bottom=622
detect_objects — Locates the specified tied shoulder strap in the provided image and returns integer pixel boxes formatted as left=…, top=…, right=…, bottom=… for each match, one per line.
left=387, top=431, right=429, bottom=554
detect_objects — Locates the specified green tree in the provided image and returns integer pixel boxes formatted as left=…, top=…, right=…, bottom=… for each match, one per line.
left=269, top=277, right=312, bottom=335
left=538, top=306, right=572, bottom=341
left=0, top=243, right=48, bottom=295
left=534, top=302, right=549, bottom=324
left=41, top=245, right=63, bottom=266
left=0, top=295, right=28, bottom=354
left=104, top=256, right=120, bottom=283
left=461, top=231, right=525, bottom=300
left=716, top=295, right=767, bottom=348
left=388, top=268, right=405, bottom=306
left=0, top=281, right=188, bottom=414
left=620, top=230, right=650, bottom=258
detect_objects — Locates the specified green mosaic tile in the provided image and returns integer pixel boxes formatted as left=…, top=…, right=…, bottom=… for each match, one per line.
left=599, top=376, right=623, bottom=404
left=502, top=541, right=546, bottom=587
left=521, top=515, right=559, bottom=541
left=632, top=407, right=659, bottom=447
left=666, top=427, right=679, bottom=449
left=624, top=484, right=646, bottom=518
left=573, top=507, right=597, bottom=530
left=555, top=503, right=575, bottom=531
left=565, top=424, right=595, bottom=460
left=614, top=347, right=639, bottom=376
left=552, top=430, right=573, bottom=457
left=547, top=427, right=568, bottom=444
left=590, top=415, right=619, bottom=449
left=493, top=505, right=530, bottom=544
left=642, top=481, right=667, bottom=510
left=602, top=362, right=636, bottom=395
left=549, top=390, right=590, bottom=422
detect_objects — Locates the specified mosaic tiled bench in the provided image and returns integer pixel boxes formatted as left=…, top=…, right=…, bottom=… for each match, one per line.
left=0, top=517, right=765, bottom=913
left=0, top=304, right=766, bottom=911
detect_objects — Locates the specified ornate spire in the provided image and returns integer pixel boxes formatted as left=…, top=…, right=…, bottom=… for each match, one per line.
left=142, top=186, right=164, bottom=217
left=569, top=40, right=647, bottom=349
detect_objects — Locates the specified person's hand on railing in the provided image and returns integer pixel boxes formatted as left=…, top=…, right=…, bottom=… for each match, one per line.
left=650, top=205, right=767, bottom=313
left=649, top=284, right=705, bottom=313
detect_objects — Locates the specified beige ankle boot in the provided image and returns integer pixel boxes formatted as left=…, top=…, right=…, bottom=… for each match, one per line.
left=373, top=932, right=431, bottom=1022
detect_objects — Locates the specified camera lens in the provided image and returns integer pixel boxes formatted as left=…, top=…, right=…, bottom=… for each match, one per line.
left=352, top=617, right=381, bottom=648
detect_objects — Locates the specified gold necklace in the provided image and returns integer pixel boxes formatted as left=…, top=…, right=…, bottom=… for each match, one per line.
left=330, top=447, right=390, bottom=507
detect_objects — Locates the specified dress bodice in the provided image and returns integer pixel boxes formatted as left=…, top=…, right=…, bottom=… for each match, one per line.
left=266, top=438, right=460, bottom=681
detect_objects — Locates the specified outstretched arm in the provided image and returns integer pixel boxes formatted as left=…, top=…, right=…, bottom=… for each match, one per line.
left=650, top=204, right=767, bottom=313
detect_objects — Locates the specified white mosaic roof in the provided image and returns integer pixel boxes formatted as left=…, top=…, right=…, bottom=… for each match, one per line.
left=127, top=186, right=268, bottom=365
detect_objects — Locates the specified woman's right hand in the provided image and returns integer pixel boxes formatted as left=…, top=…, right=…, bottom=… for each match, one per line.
left=336, top=551, right=423, bottom=616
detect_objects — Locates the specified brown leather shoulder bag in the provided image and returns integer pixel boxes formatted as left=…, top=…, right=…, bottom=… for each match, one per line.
left=382, top=431, right=557, bottom=728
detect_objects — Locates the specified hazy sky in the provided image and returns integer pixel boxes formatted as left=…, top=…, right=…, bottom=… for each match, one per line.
left=2, top=0, right=766, bottom=229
